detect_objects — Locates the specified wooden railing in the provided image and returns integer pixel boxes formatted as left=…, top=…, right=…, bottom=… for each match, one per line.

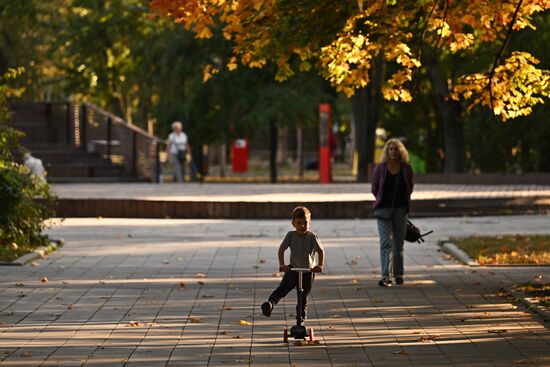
left=71, top=100, right=162, bottom=182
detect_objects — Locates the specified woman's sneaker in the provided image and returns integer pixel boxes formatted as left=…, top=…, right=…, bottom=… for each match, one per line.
left=261, top=301, right=273, bottom=317
left=378, top=278, right=392, bottom=287
left=395, top=276, right=404, bottom=285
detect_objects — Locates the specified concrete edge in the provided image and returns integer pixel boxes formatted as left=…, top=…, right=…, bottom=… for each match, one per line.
left=0, top=239, right=63, bottom=266
left=502, top=287, right=550, bottom=322
left=438, top=240, right=479, bottom=267
left=438, top=240, right=550, bottom=268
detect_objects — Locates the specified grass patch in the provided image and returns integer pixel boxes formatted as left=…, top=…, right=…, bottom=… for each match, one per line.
left=0, top=242, right=36, bottom=262
left=513, top=283, right=550, bottom=308
left=0, top=240, right=58, bottom=263
left=451, top=234, right=550, bottom=265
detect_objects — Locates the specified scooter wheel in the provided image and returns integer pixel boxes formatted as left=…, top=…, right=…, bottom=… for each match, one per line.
left=283, top=328, right=288, bottom=343
left=308, top=328, right=314, bottom=342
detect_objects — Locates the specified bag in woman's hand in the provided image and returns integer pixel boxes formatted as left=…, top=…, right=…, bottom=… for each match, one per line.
left=405, top=220, right=433, bottom=243
left=177, top=149, right=187, bottom=163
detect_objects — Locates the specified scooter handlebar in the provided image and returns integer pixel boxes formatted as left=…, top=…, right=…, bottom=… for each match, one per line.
left=288, top=267, right=312, bottom=272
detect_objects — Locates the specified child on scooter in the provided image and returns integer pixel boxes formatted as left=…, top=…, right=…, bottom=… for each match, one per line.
left=261, top=206, right=325, bottom=320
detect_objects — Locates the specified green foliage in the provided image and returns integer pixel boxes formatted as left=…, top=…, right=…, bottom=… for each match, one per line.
left=0, top=71, right=56, bottom=259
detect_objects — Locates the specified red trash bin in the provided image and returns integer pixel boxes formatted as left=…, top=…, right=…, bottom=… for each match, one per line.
left=232, top=139, right=248, bottom=172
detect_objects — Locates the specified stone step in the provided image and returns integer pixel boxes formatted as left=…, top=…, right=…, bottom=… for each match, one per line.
left=46, top=163, right=126, bottom=178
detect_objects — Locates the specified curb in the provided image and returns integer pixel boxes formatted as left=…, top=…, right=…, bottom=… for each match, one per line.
left=0, top=239, right=63, bottom=266
left=502, top=287, right=550, bottom=322
left=438, top=240, right=550, bottom=268
left=438, top=240, right=479, bottom=267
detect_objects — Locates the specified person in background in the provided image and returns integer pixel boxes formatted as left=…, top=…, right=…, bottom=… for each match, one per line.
left=23, top=152, right=47, bottom=183
left=166, top=121, right=191, bottom=183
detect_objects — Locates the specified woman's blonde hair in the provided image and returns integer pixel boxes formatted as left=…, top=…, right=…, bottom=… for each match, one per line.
left=171, top=121, right=183, bottom=130
left=381, top=138, right=409, bottom=164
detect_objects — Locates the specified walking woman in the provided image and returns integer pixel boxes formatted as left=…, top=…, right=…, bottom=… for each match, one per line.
left=166, top=121, right=190, bottom=183
left=371, top=138, right=414, bottom=287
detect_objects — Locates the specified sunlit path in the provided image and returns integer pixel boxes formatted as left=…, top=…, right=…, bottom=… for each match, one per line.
left=0, top=216, right=549, bottom=366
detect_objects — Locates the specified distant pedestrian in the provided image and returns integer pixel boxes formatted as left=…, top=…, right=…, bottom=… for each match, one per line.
left=371, top=138, right=414, bottom=287
left=166, top=121, right=191, bottom=183
left=261, top=206, right=325, bottom=320
left=23, top=152, right=47, bottom=183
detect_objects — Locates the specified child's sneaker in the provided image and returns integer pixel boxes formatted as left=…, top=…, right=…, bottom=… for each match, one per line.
left=261, top=301, right=273, bottom=317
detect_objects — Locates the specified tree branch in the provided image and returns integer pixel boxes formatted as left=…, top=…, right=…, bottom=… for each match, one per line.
left=486, top=0, right=524, bottom=120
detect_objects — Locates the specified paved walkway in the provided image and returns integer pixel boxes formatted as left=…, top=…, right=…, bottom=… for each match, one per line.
left=51, top=183, right=550, bottom=202
left=1, top=216, right=549, bottom=366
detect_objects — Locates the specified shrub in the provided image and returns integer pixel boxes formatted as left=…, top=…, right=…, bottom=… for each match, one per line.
left=0, top=70, right=56, bottom=259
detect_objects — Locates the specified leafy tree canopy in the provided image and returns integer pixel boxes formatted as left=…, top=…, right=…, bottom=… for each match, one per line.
left=151, top=0, right=550, bottom=121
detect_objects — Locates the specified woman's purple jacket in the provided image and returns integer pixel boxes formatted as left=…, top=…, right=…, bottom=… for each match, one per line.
left=371, top=162, right=414, bottom=212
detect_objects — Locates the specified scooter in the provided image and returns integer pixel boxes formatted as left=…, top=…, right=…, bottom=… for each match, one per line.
left=283, top=267, right=314, bottom=343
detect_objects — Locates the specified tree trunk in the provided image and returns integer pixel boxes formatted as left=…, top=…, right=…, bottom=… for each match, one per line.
left=427, top=56, right=465, bottom=173
left=352, top=55, right=384, bottom=182
left=269, top=118, right=278, bottom=183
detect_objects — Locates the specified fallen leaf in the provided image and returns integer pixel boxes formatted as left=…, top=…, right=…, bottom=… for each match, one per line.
left=219, top=331, right=227, bottom=335
left=40, top=277, right=48, bottom=283
left=195, top=273, right=207, bottom=279
left=179, top=282, right=186, bottom=287
left=67, top=304, right=75, bottom=310
left=232, top=335, right=241, bottom=339
left=514, top=359, right=531, bottom=364
left=98, top=281, right=106, bottom=285
left=307, top=340, right=321, bottom=345
left=189, top=317, right=202, bottom=323
left=201, top=294, right=215, bottom=298
left=351, top=279, right=359, bottom=284
left=15, top=282, right=24, bottom=287
left=223, top=306, right=234, bottom=311
left=371, top=299, right=384, bottom=304
left=272, top=273, right=281, bottom=277
left=127, top=321, right=144, bottom=327
left=417, top=335, right=438, bottom=343
left=239, top=320, right=251, bottom=326
left=30, top=262, right=39, bottom=266
left=258, top=259, right=267, bottom=264
left=393, top=350, right=409, bottom=355
left=198, top=281, right=205, bottom=285
left=488, top=329, right=507, bottom=334
left=62, top=281, right=69, bottom=285
left=20, top=352, right=32, bottom=357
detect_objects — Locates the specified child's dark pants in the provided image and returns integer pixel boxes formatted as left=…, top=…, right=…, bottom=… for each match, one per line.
left=268, top=271, right=314, bottom=316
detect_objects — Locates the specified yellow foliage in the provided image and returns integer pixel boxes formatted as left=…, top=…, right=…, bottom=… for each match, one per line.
left=151, top=0, right=550, bottom=111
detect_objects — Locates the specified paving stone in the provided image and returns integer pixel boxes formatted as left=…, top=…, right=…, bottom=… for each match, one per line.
left=0, top=216, right=548, bottom=366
